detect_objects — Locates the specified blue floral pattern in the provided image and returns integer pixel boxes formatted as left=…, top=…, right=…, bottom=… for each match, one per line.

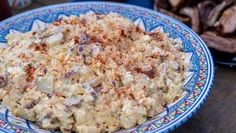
left=0, top=2, right=214, bottom=133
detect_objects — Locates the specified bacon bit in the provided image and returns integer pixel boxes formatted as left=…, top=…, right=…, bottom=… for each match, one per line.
left=53, top=21, right=61, bottom=26
left=129, top=93, right=135, bottom=99
left=20, top=86, right=28, bottom=93
left=148, top=32, right=163, bottom=42
left=117, top=88, right=135, bottom=100
left=134, top=67, right=156, bottom=79
left=118, top=93, right=125, bottom=99
left=135, top=26, right=142, bottom=33
left=34, top=46, right=40, bottom=51
left=34, top=43, right=47, bottom=53
left=64, top=20, right=69, bottom=24
left=151, top=52, right=161, bottom=58
left=44, top=68, right=47, bottom=74
left=80, top=19, right=87, bottom=26
left=117, top=89, right=125, bottom=99
left=74, top=36, right=80, bottom=44
left=142, top=86, right=148, bottom=92
left=117, top=38, right=122, bottom=43
left=174, top=96, right=180, bottom=101
left=41, top=43, right=47, bottom=50
left=66, top=28, right=70, bottom=32
left=94, top=54, right=107, bottom=65
left=120, top=29, right=126, bottom=37
left=91, top=36, right=102, bottom=43
left=102, top=34, right=107, bottom=39
left=25, top=64, right=36, bottom=82
left=18, top=53, right=30, bottom=61
left=26, top=76, right=34, bottom=82
left=32, top=32, right=36, bottom=35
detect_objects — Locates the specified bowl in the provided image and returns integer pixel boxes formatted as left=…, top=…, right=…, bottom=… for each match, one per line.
left=0, top=2, right=214, bottom=133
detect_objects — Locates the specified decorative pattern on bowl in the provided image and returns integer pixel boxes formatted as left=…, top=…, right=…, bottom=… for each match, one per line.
left=0, top=2, right=214, bottom=133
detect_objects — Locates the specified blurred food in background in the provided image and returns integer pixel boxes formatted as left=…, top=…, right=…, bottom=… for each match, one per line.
left=155, top=0, right=236, bottom=54
left=8, top=0, right=32, bottom=9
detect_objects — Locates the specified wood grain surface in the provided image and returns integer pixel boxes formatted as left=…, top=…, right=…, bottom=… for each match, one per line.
left=10, top=1, right=236, bottom=133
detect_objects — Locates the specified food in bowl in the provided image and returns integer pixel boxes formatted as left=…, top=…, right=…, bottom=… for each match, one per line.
left=0, top=13, right=189, bottom=133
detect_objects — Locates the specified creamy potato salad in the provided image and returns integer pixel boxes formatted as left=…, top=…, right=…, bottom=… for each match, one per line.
left=0, top=13, right=189, bottom=133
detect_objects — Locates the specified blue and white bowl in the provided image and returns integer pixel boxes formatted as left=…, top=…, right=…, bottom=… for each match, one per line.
left=0, top=2, right=214, bottom=133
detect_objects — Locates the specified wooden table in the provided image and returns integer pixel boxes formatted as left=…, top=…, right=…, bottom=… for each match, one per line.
left=10, top=1, right=236, bottom=133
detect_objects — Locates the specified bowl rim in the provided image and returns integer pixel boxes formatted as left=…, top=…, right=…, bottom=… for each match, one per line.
left=0, top=2, right=215, bottom=133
